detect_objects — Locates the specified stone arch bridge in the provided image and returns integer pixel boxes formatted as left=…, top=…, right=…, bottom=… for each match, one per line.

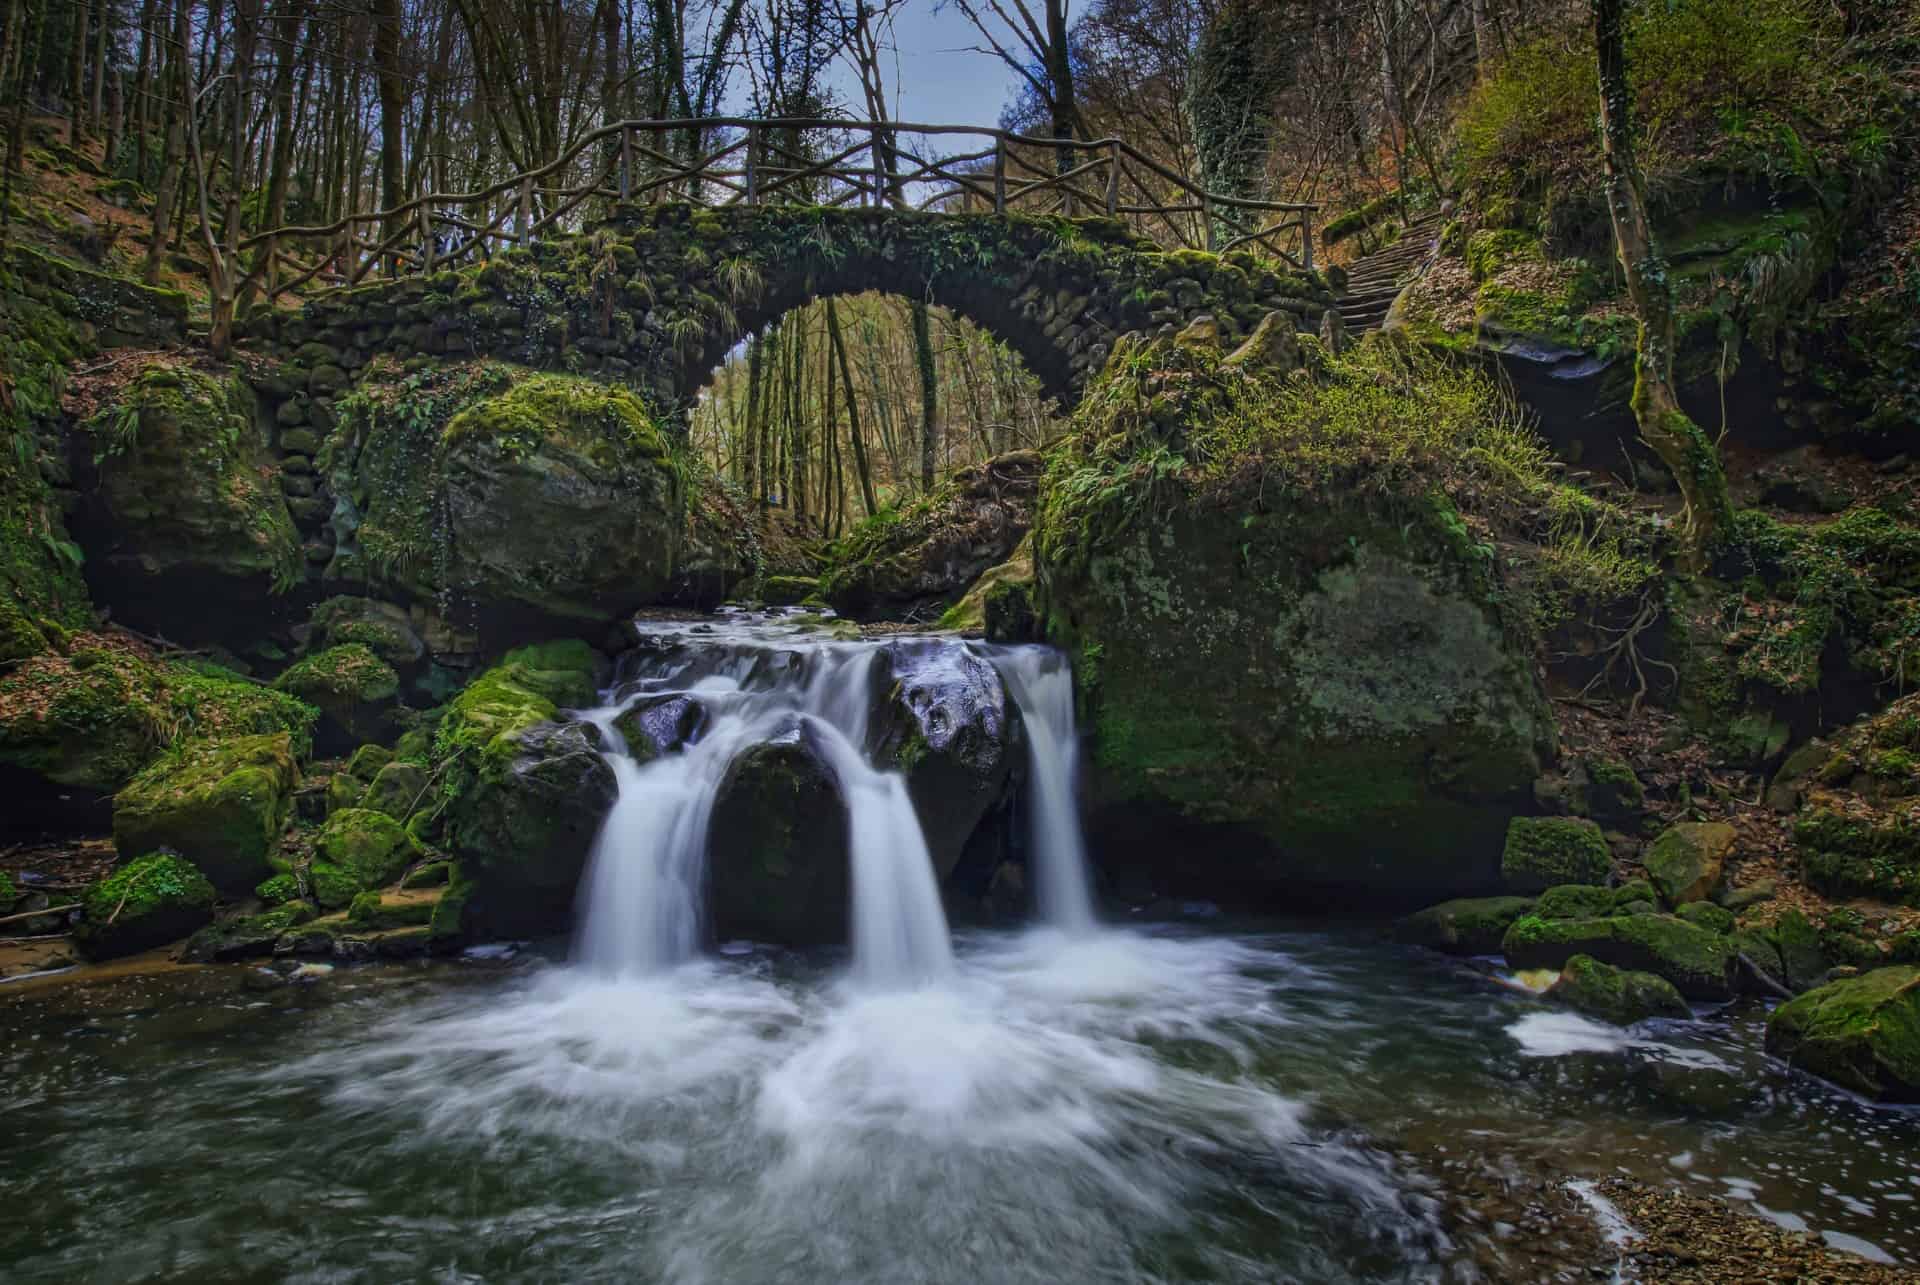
left=236, top=204, right=1334, bottom=431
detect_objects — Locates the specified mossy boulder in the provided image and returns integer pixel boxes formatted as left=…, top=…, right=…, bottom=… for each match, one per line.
left=436, top=641, right=615, bottom=935
left=112, top=732, right=298, bottom=894
left=823, top=451, right=1039, bottom=619
left=346, top=743, right=393, bottom=779
left=1502, top=913, right=1738, bottom=999
left=347, top=890, right=435, bottom=929
left=325, top=365, right=684, bottom=639
left=72, top=852, right=217, bottom=960
left=1393, top=895, right=1535, bottom=955
left=938, top=532, right=1035, bottom=636
left=1534, top=883, right=1617, bottom=921
left=274, top=644, right=400, bottom=748
left=1793, top=808, right=1920, bottom=905
left=707, top=736, right=849, bottom=945
left=308, top=808, right=415, bottom=908
left=78, top=363, right=302, bottom=632
left=760, top=575, right=821, bottom=606
left=1042, top=493, right=1553, bottom=901
left=1765, top=966, right=1920, bottom=1101
left=1675, top=901, right=1735, bottom=935
left=1549, top=953, right=1691, bottom=1026
left=1644, top=821, right=1735, bottom=905
left=360, top=760, right=428, bottom=820
left=611, top=694, right=705, bottom=762
left=1502, top=817, right=1611, bottom=893
left=0, top=638, right=314, bottom=794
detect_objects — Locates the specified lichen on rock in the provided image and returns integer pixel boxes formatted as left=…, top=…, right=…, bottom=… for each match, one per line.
left=111, top=731, right=299, bottom=894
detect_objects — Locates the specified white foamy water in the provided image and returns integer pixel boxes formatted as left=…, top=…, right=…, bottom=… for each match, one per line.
left=988, top=646, right=1098, bottom=933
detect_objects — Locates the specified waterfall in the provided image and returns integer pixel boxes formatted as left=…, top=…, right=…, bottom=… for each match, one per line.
left=571, top=618, right=954, bottom=986
left=988, top=647, right=1098, bottom=933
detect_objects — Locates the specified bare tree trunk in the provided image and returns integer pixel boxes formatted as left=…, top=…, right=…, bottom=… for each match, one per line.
left=1592, top=0, right=1730, bottom=556
left=371, top=0, right=406, bottom=252
left=141, top=0, right=186, bottom=283
left=825, top=298, right=878, bottom=519
left=68, top=0, right=91, bottom=142
left=911, top=298, right=936, bottom=494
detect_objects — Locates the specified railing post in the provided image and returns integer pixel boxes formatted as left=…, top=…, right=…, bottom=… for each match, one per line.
left=1202, top=194, right=1216, bottom=252
left=619, top=129, right=633, bottom=201
left=419, top=204, right=434, bottom=272
left=871, top=124, right=887, bottom=209
left=993, top=135, right=1006, bottom=215
left=1105, top=141, right=1120, bottom=217
left=745, top=124, right=759, bottom=206
left=1301, top=216, right=1314, bottom=273
left=517, top=178, right=532, bottom=245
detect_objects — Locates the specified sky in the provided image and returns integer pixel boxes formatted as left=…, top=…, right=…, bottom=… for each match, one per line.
left=822, top=2, right=1027, bottom=128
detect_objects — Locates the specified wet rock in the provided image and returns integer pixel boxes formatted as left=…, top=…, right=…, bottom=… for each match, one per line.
left=1533, top=884, right=1616, bottom=921
left=613, top=694, right=706, bottom=761
left=875, top=640, right=1018, bottom=881
left=308, top=808, right=416, bottom=909
left=304, top=596, right=426, bottom=670
left=1503, top=913, right=1738, bottom=1000
left=273, top=644, right=401, bottom=751
left=1643, top=821, right=1734, bottom=905
left=112, top=732, right=298, bottom=895
left=181, top=901, right=317, bottom=962
left=360, top=760, right=429, bottom=820
left=1765, top=965, right=1920, bottom=1100
left=707, top=733, right=849, bottom=945
left=1393, top=895, right=1535, bottom=955
left=1548, top=953, right=1690, bottom=1025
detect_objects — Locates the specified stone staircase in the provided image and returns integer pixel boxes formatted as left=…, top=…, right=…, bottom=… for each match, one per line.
left=1335, top=212, right=1446, bottom=334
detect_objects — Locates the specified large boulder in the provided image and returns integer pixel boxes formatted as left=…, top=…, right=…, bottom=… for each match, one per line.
left=72, top=852, right=217, bottom=960
left=823, top=451, right=1040, bottom=619
left=304, top=596, right=426, bottom=671
left=1039, top=488, right=1553, bottom=902
left=1503, top=912, right=1738, bottom=1000
left=873, top=639, right=1019, bottom=881
left=74, top=363, right=303, bottom=641
left=435, top=641, right=616, bottom=936
left=707, top=733, right=850, bottom=945
left=1765, top=966, right=1920, bottom=1101
left=324, top=365, right=684, bottom=640
left=111, top=732, right=299, bottom=894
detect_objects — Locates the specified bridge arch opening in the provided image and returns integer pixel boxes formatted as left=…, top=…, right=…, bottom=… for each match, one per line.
left=687, top=289, right=1062, bottom=537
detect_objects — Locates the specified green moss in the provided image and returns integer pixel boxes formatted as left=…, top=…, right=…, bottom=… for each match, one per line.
left=1465, top=229, right=1541, bottom=284
left=1795, top=807, right=1920, bottom=904
left=1502, top=817, right=1612, bottom=892
left=255, top=872, right=300, bottom=904
left=312, top=807, right=415, bottom=893
left=112, top=732, right=299, bottom=893
left=428, top=876, right=471, bottom=941
left=275, top=644, right=400, bottom=706
left=1550, top=953, right=1691, bottom=1026
left=1765, top=966, right=1920, bottom=1100
left=434, top=640, right=601, bottom=766
left=1644, top=821, right=1735, bottom=905
left=1535, top=884, right=1617, bottom=921
left=346, top=744, right=395, bottom=779
left=1676, top=901, right=1736, bottom=934
left=0, top=869, right=15, bottom=906
left=347, top=889, right=434, bottom=929
left=1504, top=912, right=1738, bottom=999
left=72, top=852, right=217, bottom=959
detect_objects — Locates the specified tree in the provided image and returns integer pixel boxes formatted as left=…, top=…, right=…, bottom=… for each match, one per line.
left=1591, top=0, right=1732, bottom=555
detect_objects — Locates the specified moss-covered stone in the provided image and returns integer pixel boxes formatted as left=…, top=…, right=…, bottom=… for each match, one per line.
left=1765, top=966, right=1920, bottom=1101
left=325, top=771, right=366, bottom=814
left=347, top=890, right=435, bottom=929
left=345, top=743, right=393, bottom=779
left=435, top=642, right=614, bottom=935
left=360, top=760, right=428, bottom=820
left=72, top=852, right=217, bottom=960
left=274, top=644, right=400, bottom=746
left=1644, top=821, right=1735, bottom=905
left=1534, top=883, right=1617, bottom=921
left=1585, top=758, right=1645, bottom=819
left=1675, top=901, right=1735, bottom=935
left=1503, top=912, right=1738, bottom=999
left=0, top=637, right=315, bottom=792
left=760, top=575, right=821, bottom=606
left=112, top=732, right=298, bottom=893
left=428, top=875, right=471, bottom=942
left=312, top=807, right=414, bottom=896
left=305, top=596, right=425, bottom=669
left=255, top=871, right=300, bottom=904
left=938, top=533, right=1035, bottom=636
left=1794, top=807, right=1920, bottom=905
left=1392, top=895, right=1536, bottom=955
left=1768, top=909, right=1833, bottom=992
left=824, top=452, right=1039, bottom=620
left=399, top=861, right=451, bottom=890
left=324, top=362, right=684, bottom=637
left=81, top=362, right=302, bottom=602
left=181, top=900, right=316, bottom=962
left=1502, top=817, right=1611, bottom=893
left=1549, top=953, right=1691, bottom=1026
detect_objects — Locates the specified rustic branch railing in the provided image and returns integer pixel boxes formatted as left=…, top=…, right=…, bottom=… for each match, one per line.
left=237, top=118, right=1318, bottom=298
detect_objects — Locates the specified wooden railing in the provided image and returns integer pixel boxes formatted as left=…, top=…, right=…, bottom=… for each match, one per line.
left=237, top=118, right=1318, bottom=298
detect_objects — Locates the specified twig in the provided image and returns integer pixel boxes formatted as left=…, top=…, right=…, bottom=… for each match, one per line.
left=1576, top=591, right=1676, bottom=716
left=1737, top=951, right=1794, bottom=1000
left=68, top=348, right=177, bottom=378
left=0, top=904, right=76, bottom=929
left=105, top=890, right=130, bottom=925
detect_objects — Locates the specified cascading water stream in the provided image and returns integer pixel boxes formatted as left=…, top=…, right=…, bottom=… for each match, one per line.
left=571, top=618, right=959, bottom=987
left=986, top=646, right=1098, bottom=933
